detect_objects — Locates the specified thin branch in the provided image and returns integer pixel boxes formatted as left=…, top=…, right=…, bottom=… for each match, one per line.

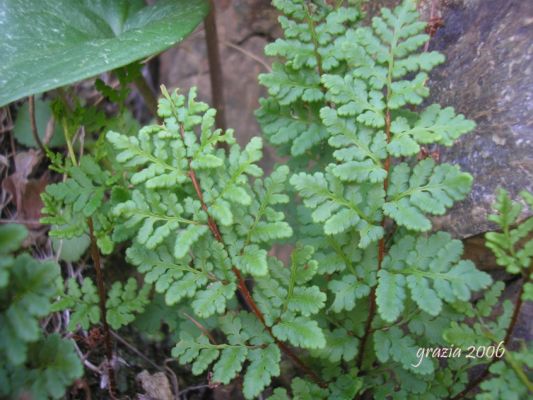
left=110, top=330, right=162, bottom=372
left=204, top=0, right=227, bottom=131
left=28, top=95, right=46, bottom=153
left=134, top=73, right=159, bottom=118
left=73, top=340, right=102, bottom=374
left=223, top=40, right=272, bottom=72
left=87, top=217, right=118, bottom=399
left=178, top=384, right=211, bottom=398
left=164, top=359, right=180, bottom=400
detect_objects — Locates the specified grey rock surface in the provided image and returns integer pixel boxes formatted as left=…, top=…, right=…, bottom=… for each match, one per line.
left=428, top=0, right=533, bottom=238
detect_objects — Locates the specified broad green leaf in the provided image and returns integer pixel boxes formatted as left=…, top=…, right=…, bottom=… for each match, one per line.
left=51, top=234, right=90, bottom=262
left=0, top=0, right=209, bottom=106
left=0, top=224, right=28, bottom=255
left=13, top=99, right=64, bottom=148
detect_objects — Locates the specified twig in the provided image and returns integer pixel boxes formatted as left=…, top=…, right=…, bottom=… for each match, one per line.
left=424, top=0, right=440, bottom=52
left=43, top=116, right=56, bottom=146
left=73, top=341, right=102, bottom=374
left=223, top=40, right=272, bottom=72
left=28, top=95, right=46, bottom=153
left=5, top=108, right=17, bottom=164
left=204, top=0, right=227, bottom=131
left=178, top=384, right=211, bottom=399
left=134, top=73, right=159, bottom=118
left=87, top=217, right=118, bottom=399
left=110, top=330, right=162, bottom=372
left=0, top=218, right=41, bottom=224
left=164, top=359, right=180, bottom=400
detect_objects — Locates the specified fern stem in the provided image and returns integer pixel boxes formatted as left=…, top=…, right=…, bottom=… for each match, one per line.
left=304, top=2, right=324, bottom=77
left=87, top=217, right=118, bottom=399
left=183, top=311, right=218, bottom=345
left=356, top=110, right=391, bottom=373
left=61, top=117, right=78, bottom=166
left=178, top=124, right=326, bottom=388
left=450, top=265, right=532, bottom=399
left=504, top=351, right=533, bottom=393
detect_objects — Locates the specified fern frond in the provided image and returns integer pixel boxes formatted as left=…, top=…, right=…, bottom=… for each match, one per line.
left=383, top=159, right=473, bottom=231
left=376, top=232, right=492, bottom=322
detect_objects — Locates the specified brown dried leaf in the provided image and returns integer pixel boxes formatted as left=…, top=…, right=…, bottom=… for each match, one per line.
left=2, top=149, right=45, bottom=228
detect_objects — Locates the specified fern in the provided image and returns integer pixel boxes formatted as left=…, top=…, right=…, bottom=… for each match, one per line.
left=254, top=0, right=505, bottom=398
left=442, top=189, right=533, bottom=399
left=41, top=155, right=121, bottom=254
left=485, top=189, right=533, bottom=274
left=28, top=0, right=529, bottom=398
left=53, top=277, right=150, bottom=330
left=377, top=232, right=492, bottom=321
left=108, top=86, right=331, bottom=398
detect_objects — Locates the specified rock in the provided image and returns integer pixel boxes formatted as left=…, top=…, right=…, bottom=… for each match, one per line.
left=136, top=370, right=173, bottom=400
left=427, top=0, right=533, bottom=238
left=363, top=0, right=533, bottom=238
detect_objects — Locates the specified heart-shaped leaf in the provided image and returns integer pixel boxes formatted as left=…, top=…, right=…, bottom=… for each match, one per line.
left=0, top=0, right=209, bottom=106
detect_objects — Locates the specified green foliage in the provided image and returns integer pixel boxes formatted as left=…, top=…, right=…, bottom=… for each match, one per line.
left=52, top=278, right=100, bottom=331
left=29, top=0, right=529, bottom=398
left=290, top=168, right=384, bottom=248
left=53, top=277, right=150, bottom=330
left=107, top=86, right=333, bottom=398
left=41, top=155, right=120, bottom=254
left=485, top=189, right=533, bottom=275
left=383, top=159, right=473, bottom=231
left=377, top=232, right=492, bottom=322
left=13, top=98, right=65, bottom=148
left=443, top=190, right=533, bottom=398
left=172, top=313, right=280, bottom=399
left=0, top=0, right=209, bottom=106
left=476, top=347, right=533, bottom=400
left=0, top=224, right=82, bottom=399
left=252, top=0, right=507, bottom=398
